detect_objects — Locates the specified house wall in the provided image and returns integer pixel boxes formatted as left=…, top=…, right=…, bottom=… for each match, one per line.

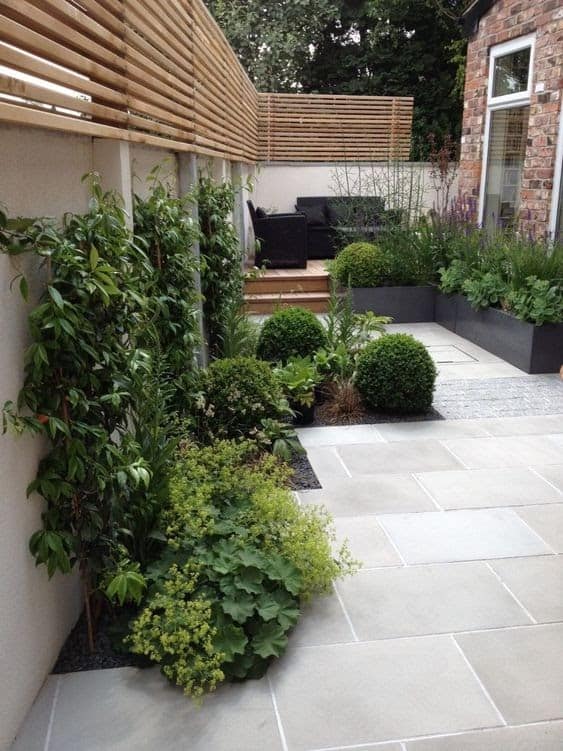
left=0, top=125, right=89, bottom=751
left=0, top=126, right=234, bottom=750
left=252, top=162, right=456, bottom=216
left=459, top=0, right=563, bottom=235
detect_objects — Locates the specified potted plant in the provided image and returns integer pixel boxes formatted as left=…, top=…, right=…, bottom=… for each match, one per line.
left=275, top=357, right=319, bottom=425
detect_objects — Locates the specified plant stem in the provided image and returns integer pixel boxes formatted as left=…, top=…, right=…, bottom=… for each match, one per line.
left=82, top=569, right=95, bottom=653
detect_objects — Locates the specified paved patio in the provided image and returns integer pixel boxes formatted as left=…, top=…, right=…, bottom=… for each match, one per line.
left=12, top=325, right=563, bottom=751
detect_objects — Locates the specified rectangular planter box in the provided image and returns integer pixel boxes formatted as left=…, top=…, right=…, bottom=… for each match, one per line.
left=434, top=291, right=458, bottom=332
left=454, top=296, right=563, bottom=374
left=351, top=285, right=436, bottom=323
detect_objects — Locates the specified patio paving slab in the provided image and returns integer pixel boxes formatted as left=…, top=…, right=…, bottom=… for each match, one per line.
left=287, top=591, right=354, bottom=647
left=270, top=637, right=502, bottom=751
left=333, top=516, right=402, bottom=568
left=297, top=425, right=383, bottom=447
left=415, top=467, right=562, bottom=510
left=533, top=464, right=563, bottom=492
left=11, top=676, right=59, bottom=751
left=336, top=563, right=531, bottom=640
left=407, top=721, right=563, bottom=750
left=478, top=414, right=563, bottom=436
left=516, top=504, right=563, bottom=553
left=377, top=509, right=552, bottom=564
left=442, top=435, right=563, bottom=469
left=297, top=475, right=436, bottom=516
left=490, top=556, right=563, bottom=623
left=455, top=624, right=563, bottom=725
left=42, top=668, right=281, bottom=751
left=376, top=420, right=489, bottom=442
left=337, top=441, right=463, bottom=476
left=303, top=446, right=350, bottom=484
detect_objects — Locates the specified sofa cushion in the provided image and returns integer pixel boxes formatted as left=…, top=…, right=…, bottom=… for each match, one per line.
left=297, top=203, right=327, bottom=226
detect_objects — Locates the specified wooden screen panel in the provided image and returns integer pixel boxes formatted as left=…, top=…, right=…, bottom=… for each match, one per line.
left=258, top=93, right=413, bottom=162
left=0, top=0, right=412, bottom=165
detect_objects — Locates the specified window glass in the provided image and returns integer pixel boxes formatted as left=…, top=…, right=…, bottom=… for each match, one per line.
left=483, top=106, right=530, bottom=231
left=493, top=47, right=531, bottom=97
left=555, top=173, right=563, bottom=242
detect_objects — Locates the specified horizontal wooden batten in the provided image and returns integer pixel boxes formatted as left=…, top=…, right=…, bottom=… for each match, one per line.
left=0, top=0, right=412, bottom=164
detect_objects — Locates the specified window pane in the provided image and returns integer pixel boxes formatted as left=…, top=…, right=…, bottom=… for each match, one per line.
left=483, top=106, right=529, bottom=231
left=555, top=172, right=563, bottom=242
left=493, top=47, right=531, bottom=97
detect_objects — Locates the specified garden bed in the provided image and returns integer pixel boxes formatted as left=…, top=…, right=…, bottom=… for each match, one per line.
left=351, top=285, right=436, bottom=322
left=436, top=292, right=563, bottom=373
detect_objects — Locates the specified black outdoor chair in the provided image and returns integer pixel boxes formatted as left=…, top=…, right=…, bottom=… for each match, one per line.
left=247, top=201, right=308, bottom=269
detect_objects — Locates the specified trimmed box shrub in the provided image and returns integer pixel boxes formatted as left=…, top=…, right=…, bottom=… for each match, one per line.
left=356, top=334, right=436, bottom=414
left=257, top=307, right=327, bottom=363
left=332, top=242, right=387, bottom=287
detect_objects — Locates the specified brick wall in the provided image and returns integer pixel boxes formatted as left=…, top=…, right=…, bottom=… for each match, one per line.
left=459, top=0, right=563, bottom=236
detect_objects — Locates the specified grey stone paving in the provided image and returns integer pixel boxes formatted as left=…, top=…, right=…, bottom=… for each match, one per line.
left=435, top=375, right=563, bottom=419
left=11, top=326, right=563, bottom=751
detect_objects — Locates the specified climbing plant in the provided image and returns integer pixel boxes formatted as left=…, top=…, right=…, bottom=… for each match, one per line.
left=197, top=176, right=245, bottom=357
left=1, top=178, right=158, bottom=648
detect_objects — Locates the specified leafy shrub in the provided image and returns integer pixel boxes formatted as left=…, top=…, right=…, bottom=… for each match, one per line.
left=195, top=357, right=286, bottom=440
left=257, top=307, right=327, bottom=363
left=356, top=334, right=436, bottom=414
left=129, top=441, right=356, bottom=694
left=332, top=242, right=388, bottom=287
left=274, top=357, right=319, bottom=408
left=462, top=271, right=508, bottom=310
left=507, top=276, right=563, bottom=325
left=197, top=177, right=245, bottom=357
left=439, top=259, right=470, bottom=295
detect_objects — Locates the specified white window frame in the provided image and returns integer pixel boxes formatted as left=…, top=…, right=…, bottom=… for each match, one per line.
left=478, top=34, right=536, bottom=226
left=549, top=104, right=563, bottom=239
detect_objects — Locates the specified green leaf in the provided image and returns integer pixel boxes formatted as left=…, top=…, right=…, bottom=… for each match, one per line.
left=89, top=246, right=99, bottom=270
left=234, top=566, right=264, bottom=594
left=221, top=592, right=256, bottom=623
left=214, top=623, right=247, bottom=662
left=48, top=285, right=65, bottom=309
left=19, top=276, right=29, bottom=302
left=263, top=556, right=302, bottom=595
left=257, top=590, right=300, bottom=628
left=252, top=622, right=288, bottom=659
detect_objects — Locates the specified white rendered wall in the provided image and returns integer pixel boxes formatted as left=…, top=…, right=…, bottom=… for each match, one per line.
left=252, top=161, right=458, bottom=216
left=0, top=126, right=89, bottom=750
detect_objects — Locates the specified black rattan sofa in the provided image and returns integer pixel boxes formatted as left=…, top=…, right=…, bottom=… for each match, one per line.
left=296, top=196, right=386, bottom=259
left=247, top=201, right=307, bottom=269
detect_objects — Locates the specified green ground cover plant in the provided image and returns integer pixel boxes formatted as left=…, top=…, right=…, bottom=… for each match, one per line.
left=128, top=440, right=356, bottom=695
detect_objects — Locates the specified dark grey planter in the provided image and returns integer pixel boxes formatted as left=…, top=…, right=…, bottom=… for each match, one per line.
left=434, top=291, right=458, bottom=332
left=455, top=297, right=563, bottom=374
left=351, top=285, right=436, bottom=323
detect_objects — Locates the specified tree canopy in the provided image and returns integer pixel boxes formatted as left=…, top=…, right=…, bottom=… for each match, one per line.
left=206, top=0, right=469, bottom=158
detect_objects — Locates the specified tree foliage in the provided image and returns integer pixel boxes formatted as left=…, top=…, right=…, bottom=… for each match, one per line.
left=206, top=0, right=339, bottom=92
left=207, top=0, right=470, bottom=158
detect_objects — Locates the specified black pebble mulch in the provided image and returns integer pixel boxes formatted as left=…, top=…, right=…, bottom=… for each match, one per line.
left=311, top=406, right=444, bottom=427
left=289, top=450, right=321, bottom=490
left=53, top=611, right=143, bottom=674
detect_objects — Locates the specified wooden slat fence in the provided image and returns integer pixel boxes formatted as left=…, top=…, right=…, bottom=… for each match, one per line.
left=257, top=93, right=414, bottom=161
left=0, top=0, right=412, bottom=163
